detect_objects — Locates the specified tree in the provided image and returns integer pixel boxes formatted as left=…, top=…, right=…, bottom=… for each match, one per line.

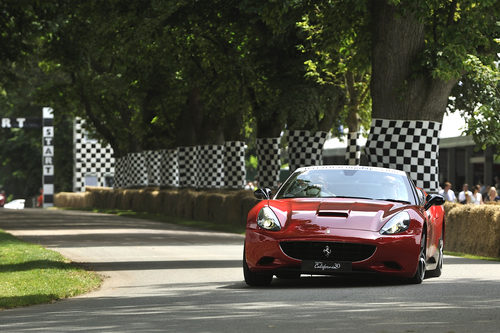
left=298, top=1, right=372, bottom=135
left=364, top=0, right=499, bottom=191
left=448, top=56, right=500, bottom=151
left=0, top=1, right=74, bottom=198
left=369, top=0, right=499, bottom=122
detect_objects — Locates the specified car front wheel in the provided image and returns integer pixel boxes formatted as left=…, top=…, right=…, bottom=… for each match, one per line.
left=243, top=249, right=273, bottom=286
left=409, top=233, right=426, bottom=284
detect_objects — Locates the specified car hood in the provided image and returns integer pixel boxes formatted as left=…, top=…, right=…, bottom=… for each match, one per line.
left=271, top=198, right=407, bottom=233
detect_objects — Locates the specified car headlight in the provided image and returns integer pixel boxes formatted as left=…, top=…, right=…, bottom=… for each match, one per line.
left=257, top=207, right=281, bottom=231
left=380, top=211, right=411, bottom=235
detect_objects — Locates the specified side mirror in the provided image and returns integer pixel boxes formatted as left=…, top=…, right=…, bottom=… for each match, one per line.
left=416, top=188, right=426, bottom=205
left=254, top=188, right=272, bottom=200
left=424, top=194, right=445, bottom=211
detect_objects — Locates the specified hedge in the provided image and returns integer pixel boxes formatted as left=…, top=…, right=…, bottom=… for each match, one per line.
left=54, top=189, right=500, bottom=258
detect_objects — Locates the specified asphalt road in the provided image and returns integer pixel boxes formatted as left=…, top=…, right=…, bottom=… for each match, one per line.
left=1, top=209, right=499, bottom=333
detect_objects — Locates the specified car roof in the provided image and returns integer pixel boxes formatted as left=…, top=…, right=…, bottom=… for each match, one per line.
left=295, top=165, right=408, bottom=177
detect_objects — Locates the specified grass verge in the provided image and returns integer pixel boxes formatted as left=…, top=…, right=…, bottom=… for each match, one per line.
left=0, top=230, right=102, bottom=310
left=61, top=207, right=246, bottom=235
left=444, top=251, right=500, bottom=262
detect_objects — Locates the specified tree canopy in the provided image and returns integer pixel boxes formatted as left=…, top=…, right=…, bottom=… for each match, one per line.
left=0, top=0, right=498, bottom=196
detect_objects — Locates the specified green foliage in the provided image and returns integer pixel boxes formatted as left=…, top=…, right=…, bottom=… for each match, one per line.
left=296, top=0, right=371, bottom=133
left=449, top=55, right=500, bottom=150
left=415, top=0, right=500, bottom=81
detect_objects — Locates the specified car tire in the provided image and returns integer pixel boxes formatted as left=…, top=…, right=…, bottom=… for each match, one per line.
left=426, top=236, right=443, bottom=278
left=409, top=233, right=426, bottom=284
left=243, top=249, right=273, bottom=286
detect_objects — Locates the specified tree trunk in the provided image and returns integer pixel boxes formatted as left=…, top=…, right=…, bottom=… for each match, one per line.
left=345, top=75, right=361, bottom=166
left=287, top=130, right=328, bottom=173
left=256, top=137, right=282, bottom=189
left=75, top=74, right=121, bottom=157
left=224, top=110, right=245, bottom=142
left=175, top=88, right=203, bottom=147
left=318, top=89, right=345, bottom=133
left=370, top=1, right=458, bottom=122
left=367, top=1, right=459, bottom=192
left=198, top=110, right=225, bottom=145
left=224, top=141, right=246, bottom=189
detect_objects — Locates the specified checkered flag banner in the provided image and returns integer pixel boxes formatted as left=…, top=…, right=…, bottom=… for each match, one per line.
left=74, top=117, right=115, bottom=192
left=256, top=137, right=281, bottom=189
left=345, top=132, right=361, bottom=165
left=224, top=141, right=246, bottom=189
left=145, top=150, right=162, bottom=186
left=197, top=145, right=225, bottom=189
left=114, top=156, right=129, bottom=188
left=160, top=149, right=179, bottom=187
left=365, top=118, right=442, bottom=192
left=178, top=146, right=199, bottom=188
left=287, top=130, right=328, bottom=173
left=127, top=152, right=148, bottom=187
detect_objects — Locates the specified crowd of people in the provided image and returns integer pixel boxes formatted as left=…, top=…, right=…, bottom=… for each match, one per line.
left=439, top=179, right=500, bottom=204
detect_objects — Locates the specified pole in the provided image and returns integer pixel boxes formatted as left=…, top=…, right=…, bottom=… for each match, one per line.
left=42, top=107, right=54, bottom=208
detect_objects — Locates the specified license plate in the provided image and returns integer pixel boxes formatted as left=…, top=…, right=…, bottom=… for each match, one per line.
left=301, top=260, right=352, bottom=273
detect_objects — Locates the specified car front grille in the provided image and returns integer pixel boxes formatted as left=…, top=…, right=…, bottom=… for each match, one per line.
left=280, top=241, right=376, bottom=262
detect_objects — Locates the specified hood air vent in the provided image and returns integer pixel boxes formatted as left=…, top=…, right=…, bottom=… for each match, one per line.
left=317, top=211, right=349, bottom=218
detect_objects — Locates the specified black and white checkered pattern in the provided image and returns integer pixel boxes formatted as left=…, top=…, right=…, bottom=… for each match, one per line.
left=287, top=130, right=328, bottom=173
left=113, top=156, right=129, bottom=188
left=197, top=145, right=225, bottom=189
left=256, top=137, right=281, bottom=189
left=224, top=141, right=246, bottom=189
left=178, top=146, right=199, bottom=188
left=345, top=132, right=361, bottom=165
left=74, top=118, right=115, bottom=192
left=145, top=150, right=162, bottom=186
left=160, top=149, right=179, bottom=187
left=365, top=118, right=442, bottom=192
left=127, top=152, right=148, bottom=187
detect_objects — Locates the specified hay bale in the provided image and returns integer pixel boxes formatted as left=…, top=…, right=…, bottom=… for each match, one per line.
left=206, top=192, right=226, bottom=223
left=54, top=192, right=90, bottom=208
left=176, top=189, right=198, bottom=219
left=224, top=192, right=244, bottom=226
left=446, top=204, right=500, bottom=257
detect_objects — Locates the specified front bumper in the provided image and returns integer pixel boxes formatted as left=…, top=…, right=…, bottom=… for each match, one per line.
left=245, top=228, right=421, bottom=278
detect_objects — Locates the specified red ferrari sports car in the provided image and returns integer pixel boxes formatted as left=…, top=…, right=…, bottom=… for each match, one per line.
left=244, top=166, right=445, bottom=286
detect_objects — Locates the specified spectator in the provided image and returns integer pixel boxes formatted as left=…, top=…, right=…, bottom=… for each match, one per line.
left=439, top=182, right=456, bottom=202
left=476, top=181, right=486, bottom=196
left=36, top=188, right=43, bottom=207
left=458, top=183, right=473, bottom=204
left=0, top=190, right=5, bottom=207
left=485, top=187, right=500, bottom=203
left=470, top=185, right=483, bottom=205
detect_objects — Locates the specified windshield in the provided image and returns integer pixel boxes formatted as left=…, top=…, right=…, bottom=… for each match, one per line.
left=275, top=169, right=415, bottom=204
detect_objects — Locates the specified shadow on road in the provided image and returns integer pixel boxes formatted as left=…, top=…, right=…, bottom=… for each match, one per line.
left=1, top=277, right=500, bottom=332
left=79, top=260, right=242, bottom=271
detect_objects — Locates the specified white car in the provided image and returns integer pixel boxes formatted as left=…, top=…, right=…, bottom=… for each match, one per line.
left=4, top=199, right=25, bottom=210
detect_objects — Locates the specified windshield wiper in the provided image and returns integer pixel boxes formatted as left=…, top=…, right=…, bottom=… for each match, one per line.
left=333, top=196, right=373, bottom=200
left=375, top=198, right=411, bottom=204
